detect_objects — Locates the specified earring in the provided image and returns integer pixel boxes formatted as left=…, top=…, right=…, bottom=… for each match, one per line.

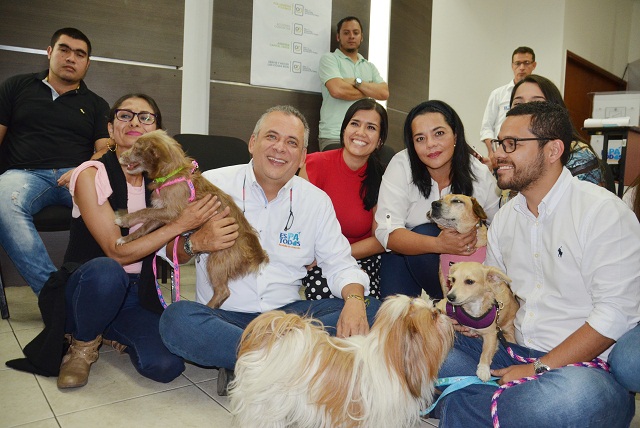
left=107, top=138, right=117, bottom=152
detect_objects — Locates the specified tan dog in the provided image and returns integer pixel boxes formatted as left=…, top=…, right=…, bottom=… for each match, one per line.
left=230, top=295, right=454, bottom=428
left=436, top=262, right=518, bottom=381
left=428, top=194, right=488, bottom=296
left=115, top=130, right=268, bottom=309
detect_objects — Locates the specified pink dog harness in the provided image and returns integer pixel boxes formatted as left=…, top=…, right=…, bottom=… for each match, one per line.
left=152, top=160, right=198, bottom=308
left=440, top=246, right=487, bottom=286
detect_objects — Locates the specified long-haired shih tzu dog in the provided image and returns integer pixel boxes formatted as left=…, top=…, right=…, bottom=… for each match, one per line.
left=229, top=295, right=454, bottom=428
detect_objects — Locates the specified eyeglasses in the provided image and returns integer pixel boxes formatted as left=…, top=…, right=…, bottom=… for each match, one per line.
left=242, top=176, right=295, bottom=231
left=512, top=61, right=534, bottom=67
left=115, top=109, right=157, bottom=125
left=491, top=137, right=555, bottom=153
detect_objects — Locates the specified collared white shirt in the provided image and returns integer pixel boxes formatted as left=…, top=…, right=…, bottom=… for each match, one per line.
left=486, top=168, right=640, bottom=358
left=170, top=162, right=368, bottom=313
left=480, top=80, right=515, bottom=141
left=375, top=149, right=501, bottom=249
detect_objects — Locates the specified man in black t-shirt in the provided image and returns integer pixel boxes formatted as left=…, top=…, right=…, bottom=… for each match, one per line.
left=0, top=27, right=109, bottom=295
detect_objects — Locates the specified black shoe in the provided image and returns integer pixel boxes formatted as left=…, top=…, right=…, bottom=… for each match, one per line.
left=217, top=368, right=235, bottom=396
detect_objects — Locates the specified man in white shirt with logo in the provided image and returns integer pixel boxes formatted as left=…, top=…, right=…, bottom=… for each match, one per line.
left=159, top=105, right=380, bottom=393
left=480, top=46, right=536, bottom=169
left=435, top=101, right=639, bottom=427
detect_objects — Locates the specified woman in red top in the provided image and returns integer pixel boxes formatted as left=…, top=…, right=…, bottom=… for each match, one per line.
left=299, top=98, right=387, bottom=299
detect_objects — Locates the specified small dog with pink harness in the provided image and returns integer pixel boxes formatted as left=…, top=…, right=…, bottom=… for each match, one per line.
left=114, top=130, right=268, bottom=309
left=428, top=193, right=488, bottom=295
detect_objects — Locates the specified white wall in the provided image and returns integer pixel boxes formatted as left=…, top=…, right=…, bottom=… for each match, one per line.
left=430, top=0, right=637, bottom=156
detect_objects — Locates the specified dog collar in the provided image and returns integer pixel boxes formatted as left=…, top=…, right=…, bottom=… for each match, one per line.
left=153, top=160, right=199, bottom=184
left=446, top=301, right=497, bottom=330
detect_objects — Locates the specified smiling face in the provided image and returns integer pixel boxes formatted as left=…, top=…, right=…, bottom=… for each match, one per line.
left=511, top=82, right=546, bottom=107
left=108, top=97, right=159, bottom=152
left=47, top=34, right=90, bottom=85
left=412, top=112, right=456, bottom=176
left=249, top=111, right=306, bottom=197
left=342, top=109, right=382, bottom=161
left=495, top=115, right=547, bottom=192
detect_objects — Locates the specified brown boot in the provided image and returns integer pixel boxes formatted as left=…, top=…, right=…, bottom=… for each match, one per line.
left=57, top=335, right=102, bottom=389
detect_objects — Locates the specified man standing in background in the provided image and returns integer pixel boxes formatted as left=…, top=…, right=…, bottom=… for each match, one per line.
left=480, top=46, right=536, bottom=168
left=318, top=16, right=389, bottom=151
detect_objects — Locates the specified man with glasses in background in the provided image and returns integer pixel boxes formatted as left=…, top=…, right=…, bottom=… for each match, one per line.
left=0, top=28, right=109, bottom=295
left=433, top=101, right=639, bottom=427
left=158, top=105, right=380, bottom=395
left=480, top=46, right=536, bottom=169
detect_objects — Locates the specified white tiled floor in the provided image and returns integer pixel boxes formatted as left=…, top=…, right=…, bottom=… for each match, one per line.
left=1, top=267, right=636, bottom=427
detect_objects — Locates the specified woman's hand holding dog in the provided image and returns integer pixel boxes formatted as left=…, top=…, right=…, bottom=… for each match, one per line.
left=437, top=228, right=477, bottom=255
left=171, top=194, right=219, bottom=235
left=491, top=364, right=534, bottom=385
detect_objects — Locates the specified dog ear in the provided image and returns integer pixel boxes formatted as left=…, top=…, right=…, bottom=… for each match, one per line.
left=471, top=197, right=488, bottom=221
left=485, top=266, right=511, bottom=287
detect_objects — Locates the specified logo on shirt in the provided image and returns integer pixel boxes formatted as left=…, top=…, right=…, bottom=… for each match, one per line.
left=279, top=231, right=301, bottom=249
left=557, top=246, right=563, bottom=258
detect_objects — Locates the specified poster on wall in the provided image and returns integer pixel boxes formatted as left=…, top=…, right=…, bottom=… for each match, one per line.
left=250, top=1, right=331, bottom=93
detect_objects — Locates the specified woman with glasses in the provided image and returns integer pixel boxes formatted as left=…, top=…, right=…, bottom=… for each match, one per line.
left=375, top=100, right=500, bottom=299
left=497, top=74, right=607, bottom=205
left=55, top=94, right=219, bottom=389
left=298, top=98, right=387, bottom=300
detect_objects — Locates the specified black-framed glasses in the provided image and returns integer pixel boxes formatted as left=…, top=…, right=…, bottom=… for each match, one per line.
left=115, top=109, right=157, bottom=125
left=491, top=137, right=555, bottom=153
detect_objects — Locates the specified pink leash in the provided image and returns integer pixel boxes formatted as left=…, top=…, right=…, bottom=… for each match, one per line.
left=151, top=161, right=198, bottom=308
left=490, top=345, right=610, bottom=428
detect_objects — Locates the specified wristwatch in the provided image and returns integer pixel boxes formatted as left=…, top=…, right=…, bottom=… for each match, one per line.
left=354, top=77, right=362, bottom=87
left=183, top=233, right=196, bottom=257
left=533, top=359, right=550, bottom=375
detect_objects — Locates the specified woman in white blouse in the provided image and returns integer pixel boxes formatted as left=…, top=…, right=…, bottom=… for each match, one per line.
left=375, top=100, right=500, bottom=299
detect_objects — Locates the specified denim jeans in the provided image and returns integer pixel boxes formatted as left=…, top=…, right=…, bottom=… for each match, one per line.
left=380, top=222, right=443, bottom=299
left=608, top=323, right=640, bottom=393
left=159, top=297, right=382, bottom=370
left=0, top=168, right=73, bottom=294
left=65, top=257, right=184, bottom=383
left=434, top=333, right=635, bottom=427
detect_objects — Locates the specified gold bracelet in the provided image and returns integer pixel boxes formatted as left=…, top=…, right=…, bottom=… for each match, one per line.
left=346, top=294, right=369, bottom=306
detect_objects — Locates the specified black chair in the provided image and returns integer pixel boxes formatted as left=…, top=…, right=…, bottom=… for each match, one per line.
left=173, top=134, right=251, bottom=172
left=0, top=205, right=72, bottom=319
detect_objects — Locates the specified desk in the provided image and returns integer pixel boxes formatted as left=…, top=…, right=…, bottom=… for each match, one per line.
left=584, top=126, right=640, bottom=197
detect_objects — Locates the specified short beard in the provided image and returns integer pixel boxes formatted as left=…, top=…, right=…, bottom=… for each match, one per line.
left=497, top=149, right=546, bottom=192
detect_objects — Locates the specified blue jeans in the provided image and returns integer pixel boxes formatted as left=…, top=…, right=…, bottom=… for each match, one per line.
left=380, top=223, right=443, bottom=299
left=608, top=323, right=640, bottom=393
left=65, top=257, right=184, bottom=383
left=0, top=169, right=73, bottom=294
left=434, top=333, right=635, bottom=427
left=159, top=297, right=382, bottom=370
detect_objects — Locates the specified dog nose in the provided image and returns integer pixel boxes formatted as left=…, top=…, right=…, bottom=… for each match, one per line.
left=432, top=201, right=441, bottom=209
left=447, top=293, right=456, bottom=302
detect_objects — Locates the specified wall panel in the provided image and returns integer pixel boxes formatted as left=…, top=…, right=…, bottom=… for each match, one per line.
left=387, top=0, right=432, bottom=152
left=0, top=0, right=184, bottom=66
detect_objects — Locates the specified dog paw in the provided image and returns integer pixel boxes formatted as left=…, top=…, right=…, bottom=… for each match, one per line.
left=476, top=364, right=491, bottom=382
left=114, top=210, right=130, bottom=227
left=116, top=237, right=128, bottom=246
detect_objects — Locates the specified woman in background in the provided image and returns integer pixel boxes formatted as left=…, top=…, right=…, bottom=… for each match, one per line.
left=299, top=98, right=387, bottom=299
left=375, top=100, right=500, bottom=299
